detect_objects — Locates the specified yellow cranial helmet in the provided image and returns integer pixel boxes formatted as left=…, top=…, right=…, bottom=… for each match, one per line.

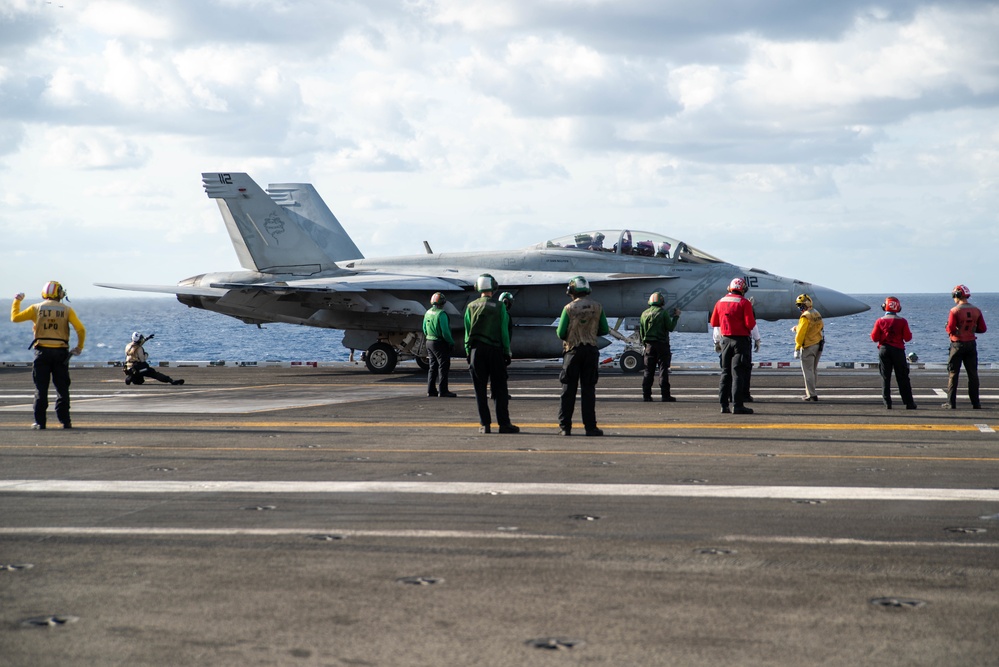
left=42, top=281, right=65, bottom=300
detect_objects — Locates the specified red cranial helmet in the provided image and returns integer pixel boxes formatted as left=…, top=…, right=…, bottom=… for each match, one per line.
left=882, top=296, right=901, bottom=313
left=952, top=284, right=970, bottom=299
left=727, top=278, right=747, bottom=294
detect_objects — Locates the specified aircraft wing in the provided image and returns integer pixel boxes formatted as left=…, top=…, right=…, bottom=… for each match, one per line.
left=210, top=273, right=470, bottom=294
left=94, top=283, right=229, bottom=297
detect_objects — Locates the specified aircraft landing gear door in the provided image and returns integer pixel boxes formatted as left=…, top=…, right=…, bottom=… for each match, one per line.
left=607, top=317, right=645, bottom=373
left=365, top=342, right=398, bottom=374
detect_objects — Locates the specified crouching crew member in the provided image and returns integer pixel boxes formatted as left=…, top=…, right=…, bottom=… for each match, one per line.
left=125, top=332, right=184, bottom=386
left=464, top=274, right=519, bottom=434
left=557, top=276, right=610, bottom=436
left=10, top=281, right=86, bottom=429
left=710, top=278, right=756, bottom=414
left=639, top=291, right=680, bottom=402
left=871, top=296, right=916, bottom=410
left=944, top=284, right=987, bottom=409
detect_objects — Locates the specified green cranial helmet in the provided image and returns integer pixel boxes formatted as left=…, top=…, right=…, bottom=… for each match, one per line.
left=566, top=276, right=591, bottom=296
left=648, top=291, right=664, bottom=307
left=498, top=292, right=514, bottom=308
left=475, top=274, right=498, bottom=293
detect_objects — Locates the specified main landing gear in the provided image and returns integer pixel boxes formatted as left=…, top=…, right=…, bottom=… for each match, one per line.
left=360, top=332, right=430, bottom=374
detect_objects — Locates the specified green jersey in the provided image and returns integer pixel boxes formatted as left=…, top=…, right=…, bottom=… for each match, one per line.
left=422, top=306, right=454, bottom=345
left=639, top=305, right=678, bottom=344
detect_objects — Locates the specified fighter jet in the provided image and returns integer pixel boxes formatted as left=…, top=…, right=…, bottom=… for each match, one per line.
left=97, top=172, right=869, bottom=373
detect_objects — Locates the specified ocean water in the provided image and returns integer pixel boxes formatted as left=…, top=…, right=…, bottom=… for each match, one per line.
left=1, top=294, right=995, bottom=365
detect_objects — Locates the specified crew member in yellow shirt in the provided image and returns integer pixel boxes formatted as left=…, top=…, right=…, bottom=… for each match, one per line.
left=11, top=281, right=86, bottom=429
left=791, top=293, right=824, bottom=402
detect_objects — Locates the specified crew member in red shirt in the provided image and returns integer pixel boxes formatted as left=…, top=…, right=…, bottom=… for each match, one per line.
left=944, top=284, right=987, bottom=409
left=870, top=296, right=916, bottom=410
left=709, top=278, right=756, bottom=414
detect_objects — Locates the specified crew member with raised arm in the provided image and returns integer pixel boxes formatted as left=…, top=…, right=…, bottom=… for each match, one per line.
left=10, top=281, right=86, bottom=429
left=124, top=332, right=184, bottom=386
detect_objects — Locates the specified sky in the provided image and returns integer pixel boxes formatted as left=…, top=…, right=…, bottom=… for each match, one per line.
left=2, top=0, right=998, bottom=299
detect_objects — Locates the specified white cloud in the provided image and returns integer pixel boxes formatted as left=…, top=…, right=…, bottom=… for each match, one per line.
left=79, top=2, right=174, bottom=40
left=41, top=126, right=149, bottom=170
left=0, top=0, right=997, bottom=297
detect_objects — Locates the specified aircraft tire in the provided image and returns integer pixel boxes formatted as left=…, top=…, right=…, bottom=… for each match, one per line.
left=415, top=356, right=430, bottom=371
left=365, top=342, right=398, bottom=374
left=619, top=350, right=644, bottom=373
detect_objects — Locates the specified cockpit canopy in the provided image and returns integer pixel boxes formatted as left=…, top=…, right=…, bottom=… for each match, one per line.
left=542, top=230, right=722, bottom=264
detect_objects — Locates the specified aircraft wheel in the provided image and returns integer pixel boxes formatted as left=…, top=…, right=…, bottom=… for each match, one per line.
left=619, top=350, right=644, bottom=373
left=365, top=342, right=398, bottom=374
left=415, top=356, right=430, bottom=371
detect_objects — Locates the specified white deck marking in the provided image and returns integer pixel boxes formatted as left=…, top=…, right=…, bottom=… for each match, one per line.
left=0, top=385, right=407, bottom=413
left=1, top=385, right=998, bottom=413
left=0, top=526, right=561, bottom=540
left=3, top=480, right=999, bottom=501
left=975, top=423, right=995, bottom=433
left=722, top=535, right=999, bottom=549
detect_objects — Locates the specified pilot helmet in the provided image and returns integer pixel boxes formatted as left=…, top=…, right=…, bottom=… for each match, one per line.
left=475, top=274, right=498, bottom=293
left=41, top=281, right=66, bottom=300
left=727, top=278, right=747, bottom=295
left=648, top=291, right=665, bottom=307
left=131, top=331, right=144, bottom=343
left=498, top=292, right=514, bottom=309
left=882, top=296, right=902, bottom=313
left=430, top=292, right=446, bottom=307
left=952, top=284, right=971, bottom=299
left=567, top=276, right=591, bottom=297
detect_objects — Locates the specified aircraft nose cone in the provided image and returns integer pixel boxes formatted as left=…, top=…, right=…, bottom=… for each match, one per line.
left=809, top=286, right=870, bottom=317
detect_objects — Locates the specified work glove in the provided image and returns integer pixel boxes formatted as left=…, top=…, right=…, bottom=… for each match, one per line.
left=714, top=341, right=721, bottom=353
left=793, top=349, right=800, bottom=359
left=754, top=339, right=761, bottom=353
left=14, top=292, right=25, bottom=301
left=505, top=355, right=512, bottom=366
left=70, top=347, right=81, bottom=357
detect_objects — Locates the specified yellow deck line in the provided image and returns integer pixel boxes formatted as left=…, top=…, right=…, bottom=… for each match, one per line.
left=4, top=420, right=993, bottom=432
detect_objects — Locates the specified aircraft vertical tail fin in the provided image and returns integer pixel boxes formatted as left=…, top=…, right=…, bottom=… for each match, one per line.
left=202, top=172, right=362, bottom=275
left=266, top=182, right=363, bottom=262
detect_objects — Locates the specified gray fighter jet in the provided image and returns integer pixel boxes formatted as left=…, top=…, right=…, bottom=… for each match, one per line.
left=97, top=172, right=868, bottom=373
